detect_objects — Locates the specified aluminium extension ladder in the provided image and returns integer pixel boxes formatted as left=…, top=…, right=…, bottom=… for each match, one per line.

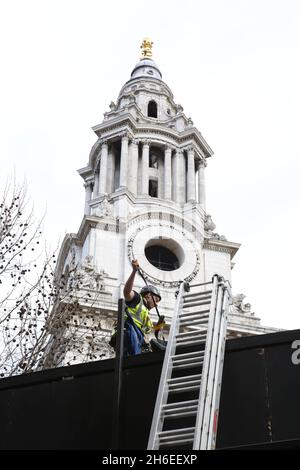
left=147, top=274, right=230, bottom=450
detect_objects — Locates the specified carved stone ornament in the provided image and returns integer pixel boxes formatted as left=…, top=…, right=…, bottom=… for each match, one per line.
left=204, top=214, right=227, bottom=241
left=77, top=255, right=108, bottom=291
left=231, top=293, right=254, bottom=316
left=128, top=93, right=136, bottom=104
left=121, top=132, right=130, bottom=141
left=198, top=159, right=207, bottom=169
left=109, top=101, right=116, bottom=111
left=94, top=194, right=113, bottom=218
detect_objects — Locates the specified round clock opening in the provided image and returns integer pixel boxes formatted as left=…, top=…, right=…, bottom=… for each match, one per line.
left=144, top=238, right=184, bottom=271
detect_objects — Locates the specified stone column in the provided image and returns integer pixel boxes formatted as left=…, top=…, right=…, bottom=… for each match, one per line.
left=99, top=141, right=108, bottom=194
left=128, top=139, right=139, bottom=195
left=187, top=147, right=196, bottom=201
left=141, top=140, right=150, bottom=195
left=119, top=134, right=129, bottom=188
left=84, top=181, right=92, bottom=215
left=198, top=159, right=207, bottom=209
left=173, top=149, right=185, bottom=204
left=107, top=147, right=116, bottom=194
left=164, top=146, right=172, bottom=199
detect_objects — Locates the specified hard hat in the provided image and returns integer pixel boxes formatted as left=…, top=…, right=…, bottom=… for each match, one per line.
left=140, top=285, right=161, bottom=300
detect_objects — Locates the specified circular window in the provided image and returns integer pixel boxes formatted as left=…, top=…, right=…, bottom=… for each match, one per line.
left=144, top=238, right=184, bottom=271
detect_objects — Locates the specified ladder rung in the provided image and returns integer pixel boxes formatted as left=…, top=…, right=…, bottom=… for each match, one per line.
left=164, top=410, right=197, bottom=419
left=169, top=385, right=200, bottom=394
left=172, top=358, right=203, bottom=366
left=183, top=294, right=211, bottom=303
left=173, top=363, right=202, bottom=370
left=172, top=351, right=204, bottom=360
left=180, top=315, right=209, bottom=322
left=169, top=380, right=201, bottom=389
left=159, top=437, right=194, bottom=447
left=180, top=318, right=209, bottom=331
left=159, top=427, right=195, bottom=437
left=168, top=374, right=201, bottom=384
left=179, top=309, right=210, bottom=318
left=176, top=331, right=207, bottom=338
left=163, top=399, right=198, bottom=410
left=183, top=290, right=212, bottom=299
left=177, top=339, right=207, bottom=347
left=180, top=314, right=209, bottom=322
left=183, top=300, right=211, bottom=308
left=176, top=335, right=206, bottom=343
left=180, top=318, right=209, bottom=326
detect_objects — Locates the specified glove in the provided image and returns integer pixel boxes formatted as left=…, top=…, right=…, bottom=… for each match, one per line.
left=154, top=316, right=165, bottom=339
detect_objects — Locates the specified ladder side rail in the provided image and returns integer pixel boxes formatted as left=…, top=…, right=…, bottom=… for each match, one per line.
left=195, top=280, right=224, bottom=449
left=192, top=274, right=220, bottom=449
left=147, top=282, right=186, bottom=450
left=200, top=283, right=226, bottom=449
left=207, top=284, right=230, bottom=449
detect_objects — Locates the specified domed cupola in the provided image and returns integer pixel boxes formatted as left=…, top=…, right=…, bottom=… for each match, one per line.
left=130, top=38, right=162, bottom=80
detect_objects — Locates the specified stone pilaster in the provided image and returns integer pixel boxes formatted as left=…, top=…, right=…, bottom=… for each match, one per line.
left=164, top=146, right=172, bottom=200
left=119, top=134, right=129, bottom=188
left=172, top=149, right=185, bottom=204
left=107, top=147, right=116, bottom=194
left=84, top=181, right=92, bottom=215
left=187, top=147, right=196, bottom=201
left=128, top=139, right=139, bottom=195
left=141, top=140, right=150, bottom=195
left=198, top=159, right=207, bottom=208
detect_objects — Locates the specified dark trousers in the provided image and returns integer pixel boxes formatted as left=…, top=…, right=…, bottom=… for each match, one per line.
left=124, top=321, right=145, bottom=356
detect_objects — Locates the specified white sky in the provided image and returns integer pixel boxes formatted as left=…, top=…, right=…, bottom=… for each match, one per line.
left=1, top=0, right=299, bottom=330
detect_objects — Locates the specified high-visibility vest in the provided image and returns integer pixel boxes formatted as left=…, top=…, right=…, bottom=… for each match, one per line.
left=125, top=297, right=153, bottom=335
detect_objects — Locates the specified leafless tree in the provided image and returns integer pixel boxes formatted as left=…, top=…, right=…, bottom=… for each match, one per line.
left=0, top=178, right=111, bottom=377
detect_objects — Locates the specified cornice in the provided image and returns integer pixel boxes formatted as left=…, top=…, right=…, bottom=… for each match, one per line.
left=126, top=210, right=203, bottom=239
left=118, top=87, right=172, bottom=105
left=55, top=232, right=78, bottom=278
left=77, top=166, right=94, bottom=180
left=121, top=76, right=175, bottom=100
left=92, top=114, right=213, bottom=159
left=77, top=215, right=125, bottom=242
left=203, top=238, right=241, bottom=259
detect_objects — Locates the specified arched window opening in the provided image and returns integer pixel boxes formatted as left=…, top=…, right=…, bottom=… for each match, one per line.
left=148, top=100, right=158, bottom=118
left=145, top=245, right=180, bottom=271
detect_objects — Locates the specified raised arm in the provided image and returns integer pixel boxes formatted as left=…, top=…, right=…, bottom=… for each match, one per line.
left=123, top=259, right=140, bottom=301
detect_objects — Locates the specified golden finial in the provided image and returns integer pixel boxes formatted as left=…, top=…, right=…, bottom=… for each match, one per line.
left=140, top=38, right=153, bottom=59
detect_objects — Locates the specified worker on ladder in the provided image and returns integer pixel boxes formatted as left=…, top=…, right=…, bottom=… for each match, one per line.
left=123, top=259, right=162, bottom=356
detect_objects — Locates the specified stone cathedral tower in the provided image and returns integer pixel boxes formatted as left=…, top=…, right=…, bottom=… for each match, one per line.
left=54, top=39, right=277, bottom=366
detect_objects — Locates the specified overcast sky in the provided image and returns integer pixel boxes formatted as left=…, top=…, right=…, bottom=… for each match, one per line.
left=1, top=0, right=299, bottom=330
